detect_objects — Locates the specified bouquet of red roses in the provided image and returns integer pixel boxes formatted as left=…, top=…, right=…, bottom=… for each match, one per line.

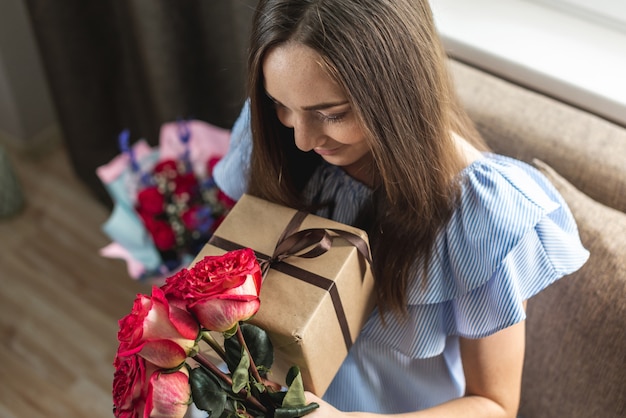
left=97, top=120, right=235, bottom=282
left=113, top=248, right=319, bottom=418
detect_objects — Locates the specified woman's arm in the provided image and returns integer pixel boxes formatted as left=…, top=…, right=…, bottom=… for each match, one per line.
left=456, top=318, right=525, bottom=416
left=304, top=315, right=526, bottom=418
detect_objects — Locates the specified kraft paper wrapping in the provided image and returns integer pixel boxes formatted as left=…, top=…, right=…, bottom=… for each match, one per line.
left=191, top=194, right=376, bottom=395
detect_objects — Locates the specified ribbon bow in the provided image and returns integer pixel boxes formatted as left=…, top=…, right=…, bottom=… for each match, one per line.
left=258, top=211, right=372, bottom=278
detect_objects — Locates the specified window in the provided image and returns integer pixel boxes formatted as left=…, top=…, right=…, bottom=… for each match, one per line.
left=528, top=0, right=626, bottom=33
left=431, top=0, right=626, bottom=126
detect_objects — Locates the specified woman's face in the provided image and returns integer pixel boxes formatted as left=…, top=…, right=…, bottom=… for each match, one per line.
left=262, top=42, right=373, bottom=185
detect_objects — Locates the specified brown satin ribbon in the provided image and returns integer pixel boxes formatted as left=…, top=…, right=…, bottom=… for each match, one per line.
left=208, top=210, right=372, bottom=351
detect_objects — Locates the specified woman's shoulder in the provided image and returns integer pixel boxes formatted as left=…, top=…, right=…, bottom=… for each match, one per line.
left=359, top=153, right=589, bottom=359
left=213, top=101, right=252, bottom=200
left=458, top=153, right=565, bottom=220
left=456, top=153, right=573, bottom=233
left=406, top=153, right=589, bottom=306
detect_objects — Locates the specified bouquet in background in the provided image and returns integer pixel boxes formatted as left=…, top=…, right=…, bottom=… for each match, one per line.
left=97, top=120, right=235, bottom=282
left=112, top=248, right=319, bottom=418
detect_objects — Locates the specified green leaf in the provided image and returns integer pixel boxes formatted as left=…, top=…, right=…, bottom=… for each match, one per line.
left=281, top=366, right=306, bottom=408
left=224, top=323, right=274, bottom=376
left=231, top=348, right=250, bottom=393
left=284, top=367, right=299, bottom=388
left=253, top=381, right=266, bottom=394
left=189, top=367, right=228, bottom=417
left=276, top=367, right=320, bottom=417
left=273, top=403, right=320, bottom=418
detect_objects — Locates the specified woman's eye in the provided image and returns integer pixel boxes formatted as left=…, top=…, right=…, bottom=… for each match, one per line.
left=318, top=112, right=347, bottom=123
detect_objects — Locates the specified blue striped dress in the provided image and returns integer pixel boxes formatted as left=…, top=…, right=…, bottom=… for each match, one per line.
left=214, top=103, right=589, bottom=412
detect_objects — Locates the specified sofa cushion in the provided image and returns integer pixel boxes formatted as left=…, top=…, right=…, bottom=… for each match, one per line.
left=450, top=60, right=626, bottom=214
left=519, top=160, right=626, bottom=418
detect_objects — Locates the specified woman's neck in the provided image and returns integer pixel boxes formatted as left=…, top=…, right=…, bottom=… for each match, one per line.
left=341, top=153, right=376, bottom=187
left=452, top=131, right=484, bottom=168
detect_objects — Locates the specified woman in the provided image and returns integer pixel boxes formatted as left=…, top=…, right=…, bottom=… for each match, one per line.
left=214, top=0, right=589, bottom=416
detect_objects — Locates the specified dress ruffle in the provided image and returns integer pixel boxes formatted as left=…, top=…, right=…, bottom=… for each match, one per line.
left=361, top=155, right=589, bottom=358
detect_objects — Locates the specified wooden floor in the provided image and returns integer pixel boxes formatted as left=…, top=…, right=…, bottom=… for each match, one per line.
left=0, top=142, right=148, bottom=417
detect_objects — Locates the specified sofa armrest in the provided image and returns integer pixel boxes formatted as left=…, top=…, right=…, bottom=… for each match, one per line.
left=449, top=59, right=626, bottom=213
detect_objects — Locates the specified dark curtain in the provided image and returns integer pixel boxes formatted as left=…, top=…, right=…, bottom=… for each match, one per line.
left=24, top=0, right=257, bottom=205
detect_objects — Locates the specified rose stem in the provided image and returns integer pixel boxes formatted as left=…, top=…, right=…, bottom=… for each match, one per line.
left=192, top=353, right=267, bottom=414
left=236, top=325, right=264, bottom=384
left=201, top=330, right=227, bottom=362
left=192, top=353, right=232, bottom=386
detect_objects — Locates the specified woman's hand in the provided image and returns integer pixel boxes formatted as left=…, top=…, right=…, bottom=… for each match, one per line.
left=304, top=391, right=346, bottom=418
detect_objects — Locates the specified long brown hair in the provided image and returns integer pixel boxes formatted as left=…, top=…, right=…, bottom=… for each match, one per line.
left=247, top=0, right=487, bottom=315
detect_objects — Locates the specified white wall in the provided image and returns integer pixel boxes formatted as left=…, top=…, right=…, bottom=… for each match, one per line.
left=0, top=0, right=59, bottom=149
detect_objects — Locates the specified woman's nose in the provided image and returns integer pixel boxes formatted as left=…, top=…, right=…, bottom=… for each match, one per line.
left=293, top=122, right=319, bottom=152
left=278, top=109, right=321, bottom=152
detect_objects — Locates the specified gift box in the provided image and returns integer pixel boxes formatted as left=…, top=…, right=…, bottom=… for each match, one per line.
left=191, top=194, right=376, bottom=395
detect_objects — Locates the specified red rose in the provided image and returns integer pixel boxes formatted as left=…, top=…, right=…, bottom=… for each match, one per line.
left=112, top=354, right=147, bottom=418
left=144, top=366, right=191, bottom=418
left=151, top=221, right=177, bottom=251
left=141, top=217, right=177, bottom=251
left=173, top=172, right=198, bottom=197
left=217, top=190, right=237, bottom=209
left=207, top=157, right=221, bottom=176
left=117, top=287, right=200, bottom=369
left=113, top=354, right=190, bottom=418
left=181, top=204, right=214, bottom=233
left=153, top=160, right=178, bottom=177
left=180, top=205, right=201, bottom=230
left=161, top=248, right=262, bottom=332
left=136, top=186, right=165, bottom=217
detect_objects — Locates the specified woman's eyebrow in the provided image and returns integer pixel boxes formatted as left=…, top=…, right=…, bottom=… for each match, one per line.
left=302, top=100, right=349, bottom=111
left=265, top=91, right=348, bottom=111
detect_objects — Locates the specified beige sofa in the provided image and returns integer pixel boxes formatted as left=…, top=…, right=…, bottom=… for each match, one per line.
left=450, top=60, right=626, bottom=418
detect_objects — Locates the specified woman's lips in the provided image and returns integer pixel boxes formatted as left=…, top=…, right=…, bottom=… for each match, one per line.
left=314, top=146, right=341, bottom=156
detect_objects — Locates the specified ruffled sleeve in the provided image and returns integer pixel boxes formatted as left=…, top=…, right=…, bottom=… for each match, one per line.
left=213, top=101, right=252, bottom=200
left=361, top=154, right=589, bottom=358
